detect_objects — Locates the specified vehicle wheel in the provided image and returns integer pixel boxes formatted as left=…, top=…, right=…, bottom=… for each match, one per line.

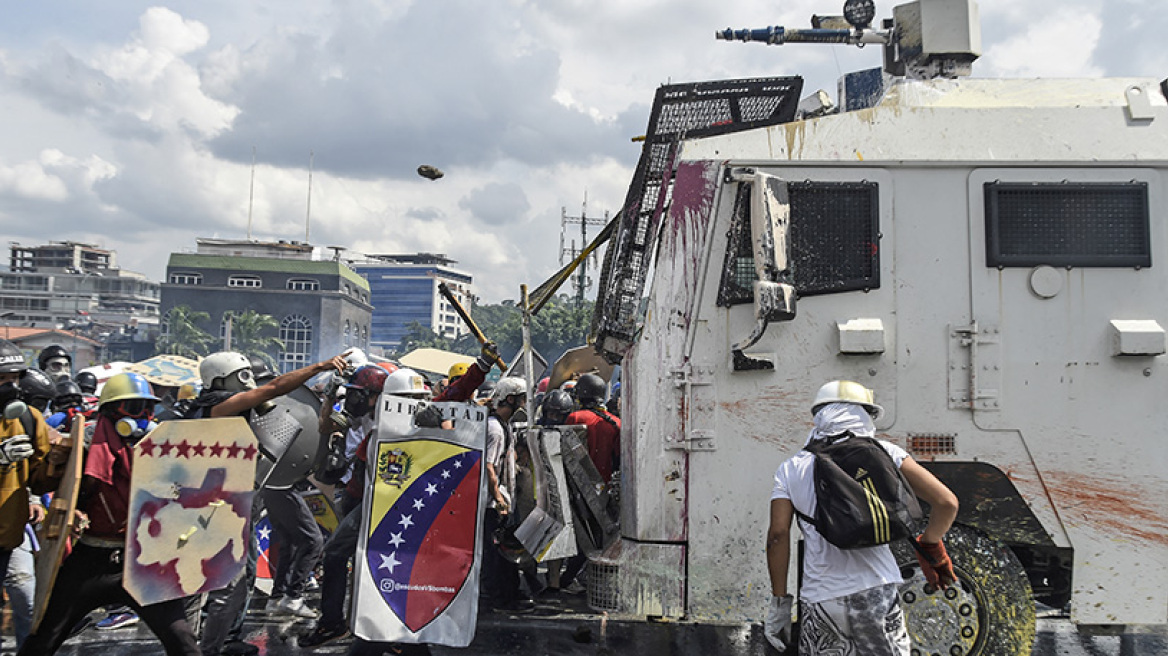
left=891, top=524, right=1035, bottom=656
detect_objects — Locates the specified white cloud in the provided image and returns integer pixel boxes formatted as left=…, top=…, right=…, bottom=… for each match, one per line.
left=980, top=10, right=1104, bottom=78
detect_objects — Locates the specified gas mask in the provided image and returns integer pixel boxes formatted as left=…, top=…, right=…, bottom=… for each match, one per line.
left=116, top=416, right=158, bottom=442
left=219, top=368, right=257, bottom=393
left=0, top=382, right=28, bottom=421
left=42, top=357, right=72, bottom=382
left=343, top=388, right=373, bottom=420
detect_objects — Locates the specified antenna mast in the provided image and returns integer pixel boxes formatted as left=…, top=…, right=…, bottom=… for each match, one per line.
left=559, top=192, right=608, bottom=305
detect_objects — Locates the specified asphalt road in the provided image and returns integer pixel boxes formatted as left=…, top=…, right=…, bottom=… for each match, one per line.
left=6, top=598, right=1167, bottom=655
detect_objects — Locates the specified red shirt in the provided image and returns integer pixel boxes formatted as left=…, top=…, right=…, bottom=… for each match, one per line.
left=567, top=408, right=621, bottom=483
left=83, top=418, right=134, bottom=540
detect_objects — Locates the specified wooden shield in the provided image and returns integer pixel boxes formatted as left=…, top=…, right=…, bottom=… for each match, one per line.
left=123, top=417, right=258, bottom=606
left=31, top=420, right=85, bottom=632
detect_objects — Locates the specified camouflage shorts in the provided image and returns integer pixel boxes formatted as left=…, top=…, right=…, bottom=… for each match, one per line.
left=799, top=582, right=910, bottom=656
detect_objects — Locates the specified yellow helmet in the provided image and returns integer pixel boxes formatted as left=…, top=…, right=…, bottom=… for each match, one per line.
left=177, top=382, right=201, bottom=400
left=448, top=362, right=471, bottom=379
left=99, top=372, right=159, bottom=407
left=811, top=380, right=883, bottom=419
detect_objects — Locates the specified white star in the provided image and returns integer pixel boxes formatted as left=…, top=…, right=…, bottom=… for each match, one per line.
left=258, top=526, right=271, bottom=541
left=453, top=459, right=462, bottom=469
left=389, top=532, right=405, bottom=548
left=425, top=483, right=438, bottom=496
left=398, top=514, right=414, bottom=530
left=441, top=469, right=451, bottom=479
left=379, top=552, right=401, bottom=573
left=413, top=497, right=425, bottom=511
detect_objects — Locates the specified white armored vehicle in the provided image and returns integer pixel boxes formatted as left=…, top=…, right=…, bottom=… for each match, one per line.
left=589, top=0, right=1168, bottom=652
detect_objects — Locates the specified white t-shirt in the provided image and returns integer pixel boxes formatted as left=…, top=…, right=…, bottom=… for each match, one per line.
left=771, top=437, right=909, bottom=603
left=485, top=415, right=516, bottom=508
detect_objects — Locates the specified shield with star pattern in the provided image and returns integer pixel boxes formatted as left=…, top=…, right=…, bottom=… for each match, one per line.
left=123, top=417, right=258, bottom=606
left=352, top=395, right=487, bottom=647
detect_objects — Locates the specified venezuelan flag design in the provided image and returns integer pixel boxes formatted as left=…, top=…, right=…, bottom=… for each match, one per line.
left=366, top=439, right=482, bottom=632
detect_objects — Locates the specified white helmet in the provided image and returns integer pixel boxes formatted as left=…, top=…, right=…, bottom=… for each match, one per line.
left=811, top=380, right=883, bottom=419
left=492, top=377, right=527, bottom=403
left=200, top=352, right=252, bottom=389
left=384, top=368, right=429, bottom=398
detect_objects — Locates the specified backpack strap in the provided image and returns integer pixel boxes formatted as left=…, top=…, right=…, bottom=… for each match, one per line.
left=588, top=407, right=619, bottom=430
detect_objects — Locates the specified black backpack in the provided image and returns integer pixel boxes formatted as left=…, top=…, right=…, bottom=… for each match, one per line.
left=794, top=432, right=922, bottom=549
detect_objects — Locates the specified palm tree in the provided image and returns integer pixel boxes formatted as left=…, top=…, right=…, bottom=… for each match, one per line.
left=227, top=310, right=285, bottom=371
left=156, top=305, right=215, bottom=358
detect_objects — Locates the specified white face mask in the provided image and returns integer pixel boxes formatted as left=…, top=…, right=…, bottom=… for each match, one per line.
left=44, top=357, right=71, bottom=380
left=218, top=368, right=256, bottom=392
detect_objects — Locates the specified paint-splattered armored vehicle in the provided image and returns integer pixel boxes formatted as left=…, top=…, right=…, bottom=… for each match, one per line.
left=588, top=0, right=1168, bottom=653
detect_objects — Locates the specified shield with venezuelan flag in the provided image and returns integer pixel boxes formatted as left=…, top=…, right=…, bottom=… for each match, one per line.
left=352, top=395, right=487, bottom=647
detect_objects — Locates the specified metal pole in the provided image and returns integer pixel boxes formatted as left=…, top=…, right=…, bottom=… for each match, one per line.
left=520, top=284, right=535, bottom=423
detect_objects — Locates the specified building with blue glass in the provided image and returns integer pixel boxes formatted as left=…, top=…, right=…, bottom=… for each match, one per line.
left=348, top=253, right=473, bottom=355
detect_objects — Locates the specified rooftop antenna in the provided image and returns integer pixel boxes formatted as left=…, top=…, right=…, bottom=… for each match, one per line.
left=247, top=146, right=256, bottom=240
left=305, top=151, right=314, bottom=243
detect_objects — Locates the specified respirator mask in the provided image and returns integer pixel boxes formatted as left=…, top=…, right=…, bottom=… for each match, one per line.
left=0, top=382, right=28, bottom=421
left=116, top=416, right=158, bottom=442
left=342, top=387, right=373, bottom=421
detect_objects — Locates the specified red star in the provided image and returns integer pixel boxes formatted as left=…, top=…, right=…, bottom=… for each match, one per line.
left=226, top=443, right=242, bottom=458
left=137, top=438, right=155, bottom=457
left=158, top=441, right=174, bottom=457
left=242, top=444, right=258, bottom=460
left=174, top=440, right=192, bottom=459
left=209, top=443, right=225, bottom=458
left=191, top=442, right=207, bottom=457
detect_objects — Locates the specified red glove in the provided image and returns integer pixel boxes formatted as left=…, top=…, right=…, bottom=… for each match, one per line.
left=914, top=537, right=957, bottom=589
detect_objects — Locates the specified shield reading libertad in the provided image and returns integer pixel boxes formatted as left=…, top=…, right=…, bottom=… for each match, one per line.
left=123, top=417, right=257, bottom=606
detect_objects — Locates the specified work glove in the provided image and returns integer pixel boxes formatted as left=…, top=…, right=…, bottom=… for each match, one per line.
left=477, top=341, right=500, bottom=371
left=764, top=594, right=793, bottom=652
left=0, top=434, right=34, bottom=466
left=914, top=536, right=957, bottom=589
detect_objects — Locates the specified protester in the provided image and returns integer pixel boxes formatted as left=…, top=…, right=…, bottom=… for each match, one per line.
left=764, top=381, right=959, bottom=654
left=18, top=372, right=201, bottom=655
left=37, top=345, right=72, bottom=382
left=18, top=368, right=57, bottom=416
left=190, top=351, right=347, bottom=656
left=566, top=373, right=620, bottom=483
left=481, top=376, right=533, bottom=613
left=303, top=342, right=496, bottom=648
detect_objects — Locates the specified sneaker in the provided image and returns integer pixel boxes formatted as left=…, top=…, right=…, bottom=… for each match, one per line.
left=493, top=598, right=535, bottom=614
left=564, top=580, right=586, bottom=595
left=277, top=596, right=320, bottom=619
left=95, top=612, right=140, bottom=630
left=300, top=622, right=350, bottom=647
left=221, top=640, right=260, bottom=656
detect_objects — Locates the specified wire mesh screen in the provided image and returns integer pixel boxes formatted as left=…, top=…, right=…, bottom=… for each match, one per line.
left=984, top=182, right=1151, bottom=267
left=592, top=77, right=803, bottom=360
left=718, top=180, right=881, bottom=305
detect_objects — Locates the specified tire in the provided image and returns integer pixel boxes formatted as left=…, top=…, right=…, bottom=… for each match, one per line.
left=891, top=524, right=1035, bottom=656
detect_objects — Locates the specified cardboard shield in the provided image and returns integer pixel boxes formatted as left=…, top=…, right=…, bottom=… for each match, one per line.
left=352, top=396, right=487, bottom=647
left=32, top=420, right=84, bottom=633
left=123, top=417, right=257, bottom=606
left=547, top=345, right=615, bottom=391
left=250, top=385, right=325, bottom=490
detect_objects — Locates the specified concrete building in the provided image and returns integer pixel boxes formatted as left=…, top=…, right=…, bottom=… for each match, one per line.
left=2, top=241, right=161, bottom=361
left=162, top=238, right=372, bottom=371
left=347, top=253, right=473, bottom=355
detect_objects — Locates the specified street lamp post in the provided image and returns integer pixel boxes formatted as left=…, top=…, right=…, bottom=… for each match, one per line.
left=0, top=311, right=13, bottom=340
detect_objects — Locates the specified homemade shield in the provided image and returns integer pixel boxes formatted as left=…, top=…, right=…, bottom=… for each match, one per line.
left=32, top=420, right=84, bottom=632
left=124, top=354, right=201, bottom=388
left=251, top=385, right=325, bottom=489
left=352, top=396, right=487, bottom=647
left=123, top=417, right=257, bottom=606
left=547, top=345, right=615, bottom=391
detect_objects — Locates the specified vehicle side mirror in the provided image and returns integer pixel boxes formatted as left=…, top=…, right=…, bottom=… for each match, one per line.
left=731, top=172, right=796, bottom=369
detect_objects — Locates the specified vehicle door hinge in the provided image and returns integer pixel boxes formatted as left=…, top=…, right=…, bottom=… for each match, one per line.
left=948, top=322, right=1001, bottom=412
left=667, top=363, right=717, bottom=451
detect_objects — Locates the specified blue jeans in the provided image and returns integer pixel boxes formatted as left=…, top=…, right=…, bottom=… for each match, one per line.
left=4, top=530, right=36, bottom=649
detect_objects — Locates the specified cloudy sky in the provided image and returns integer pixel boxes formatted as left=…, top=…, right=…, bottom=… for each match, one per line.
left=1, top=0, right=1165, bottom=302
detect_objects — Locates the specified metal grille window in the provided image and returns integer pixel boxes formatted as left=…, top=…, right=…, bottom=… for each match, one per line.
left=718, top=180, right=881, bottom=305
left=287, top=278, right=320, bottom=291
left=984, top=181, right=1151, bottom=267
left=169, top=272, right=202, bottom=285
left=279, top=315, right=312, bottom=373
left=228, top=275, right=262, bottom=288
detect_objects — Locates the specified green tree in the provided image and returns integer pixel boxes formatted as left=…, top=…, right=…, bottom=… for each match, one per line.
left=393, top=321, right=454, bottom=357
left=156, top=305, right=215, bottom=358
left=226, top=310, right=285, bottom=371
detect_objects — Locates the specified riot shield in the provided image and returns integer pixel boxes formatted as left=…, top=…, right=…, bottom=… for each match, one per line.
left=250, top=384, right=325, bottom=489
left=32, top=420, right=84, bottom=632
left=123, top=417, right=257, bottom=606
